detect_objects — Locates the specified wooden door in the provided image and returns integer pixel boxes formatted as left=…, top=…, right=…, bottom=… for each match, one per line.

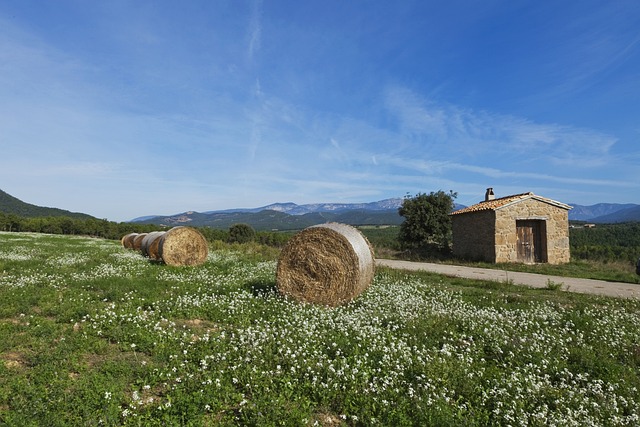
left=517, top=220, right=544, bottom=263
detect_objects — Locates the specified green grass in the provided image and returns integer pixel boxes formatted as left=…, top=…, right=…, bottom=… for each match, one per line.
left=1, top=232, right=640, bottom=426
left=456, top=259, right=640, bottom=285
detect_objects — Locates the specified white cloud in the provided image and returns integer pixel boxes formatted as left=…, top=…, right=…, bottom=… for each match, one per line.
left=384, top=86, right=448, bottom=137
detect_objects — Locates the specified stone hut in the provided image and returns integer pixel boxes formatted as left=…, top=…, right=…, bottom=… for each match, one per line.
left=450, top=189, right=572, bottom=264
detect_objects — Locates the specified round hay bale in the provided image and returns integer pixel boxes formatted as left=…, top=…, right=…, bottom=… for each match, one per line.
left=121, top=233, right=138, bottom=249
left=141, top=231, right=166, bottom=260
left=276, top=223, right=375, bottom=306
left=158, top=227, right=209, bottom=266
left=132, top=233, right=148, bottom=251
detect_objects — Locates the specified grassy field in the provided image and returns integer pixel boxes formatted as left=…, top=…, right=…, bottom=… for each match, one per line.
left=1, top=232, right=640, bottom=426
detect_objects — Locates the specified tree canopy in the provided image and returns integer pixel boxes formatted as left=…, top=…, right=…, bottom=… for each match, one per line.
left=228, top=223, right=256, bottom=244
left=398, top=190, right=457, bottom=254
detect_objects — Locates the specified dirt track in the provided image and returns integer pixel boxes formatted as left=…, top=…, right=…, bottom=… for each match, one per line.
left=376, top=259, right=640, bottom=299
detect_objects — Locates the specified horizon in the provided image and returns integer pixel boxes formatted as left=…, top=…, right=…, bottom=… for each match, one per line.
left=1, top=2, right=639, bottom=222
left=2, top=186, right=638, bottom=222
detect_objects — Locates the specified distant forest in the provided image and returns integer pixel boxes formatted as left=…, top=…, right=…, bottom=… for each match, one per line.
left=570, top=223, right=640, bottom=263
left=0, top=213, right=291, bottom=247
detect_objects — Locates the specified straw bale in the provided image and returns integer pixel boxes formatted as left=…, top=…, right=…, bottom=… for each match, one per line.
left=121, top=233, right=139, bottom=249
left=158, top=227, right=208, bottom=266
left=132, top=233, right=148, bottom=251
left=276, top=223, right=375, bottom=306
left=141, top=231, right=166, bottom=260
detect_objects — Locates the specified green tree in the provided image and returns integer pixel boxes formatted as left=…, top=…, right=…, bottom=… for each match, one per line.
left=228, top=223, right=256, bottom=244
left=398, top=190, right=457, bottom=253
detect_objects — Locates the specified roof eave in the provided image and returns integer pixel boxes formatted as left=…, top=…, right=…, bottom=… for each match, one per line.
left=492, top=195, right=572, bottom=211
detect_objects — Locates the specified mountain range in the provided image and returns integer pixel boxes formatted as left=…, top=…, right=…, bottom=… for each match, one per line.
left=1, top=189, right=639, bottom=229
left=203, top=199, right=405, bottom=216
left=130, top=199, right=413, bottom=230
left=566, top=203, right=639, bottom=221
left=131, top=199, right=640, bottom=230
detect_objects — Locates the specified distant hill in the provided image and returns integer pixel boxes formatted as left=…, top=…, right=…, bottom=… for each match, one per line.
left=131, top=199, right=469, bottom=230
left=568, top=203, right=638, bottom=221
left=132, top=208, right=405, bottom=231
left=589, top=205, right=640, bottom=223
left=202, top=198, right=407, bottom=216
left=0, top=189, right=94, bottom=220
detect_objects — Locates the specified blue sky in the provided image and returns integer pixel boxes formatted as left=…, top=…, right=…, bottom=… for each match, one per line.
left=1, top=1, right=639, bottom=222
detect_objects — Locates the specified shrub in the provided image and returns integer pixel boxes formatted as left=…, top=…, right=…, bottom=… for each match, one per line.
left=228, top=223, right=256, bottom=244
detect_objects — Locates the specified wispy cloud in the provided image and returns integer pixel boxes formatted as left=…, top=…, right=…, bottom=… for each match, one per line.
left=247, top=0, right=263, bottom=61
left=1, top=3, right=638, bottom=220
left=383, top=86, right=618, bottom=167
left=524, top=4, right=640, bottom=102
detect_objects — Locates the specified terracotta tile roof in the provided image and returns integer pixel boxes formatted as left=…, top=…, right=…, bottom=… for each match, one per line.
left=450, top=192, right=572, bottom=215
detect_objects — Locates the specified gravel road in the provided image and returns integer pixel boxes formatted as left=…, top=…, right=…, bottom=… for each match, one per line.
left=376, top=259, right=640, bottom=299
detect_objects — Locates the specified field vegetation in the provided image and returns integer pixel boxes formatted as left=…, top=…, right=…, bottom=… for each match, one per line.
left=1, top=232, right=640, bottom=425
left=1, top=212, right=639, bottom=283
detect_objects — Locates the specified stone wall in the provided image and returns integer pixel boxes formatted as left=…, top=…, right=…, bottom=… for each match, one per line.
left=452, top=210, right=496, bottom=262
left=452, top=199, right=570, bottom=264
left=494, top=199, right=570, bottom=264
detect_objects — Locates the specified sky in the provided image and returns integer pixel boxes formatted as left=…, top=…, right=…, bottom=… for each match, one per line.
left=1, top=1, right=639, bottom=222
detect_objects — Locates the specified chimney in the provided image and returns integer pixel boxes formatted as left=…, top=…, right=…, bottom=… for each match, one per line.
left=485, top=187, right=495, bottom=202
